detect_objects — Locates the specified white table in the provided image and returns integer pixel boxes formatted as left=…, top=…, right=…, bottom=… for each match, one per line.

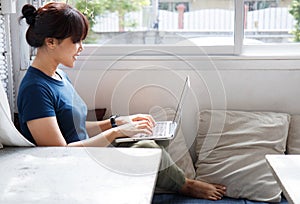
left=0, top=147, right=161, bottom=204
left=266, top=154, right=300, bottom=204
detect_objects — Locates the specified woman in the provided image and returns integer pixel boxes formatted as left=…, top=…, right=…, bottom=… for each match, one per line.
left=18, top=2, right=226, bottom=200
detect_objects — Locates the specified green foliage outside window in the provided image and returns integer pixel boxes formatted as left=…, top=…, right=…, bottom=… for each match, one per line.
left=74, top=0, right=149, bottom=43
left=289, top=0, right=300, bottom=42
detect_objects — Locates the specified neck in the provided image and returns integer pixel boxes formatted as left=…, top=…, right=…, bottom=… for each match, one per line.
left=31, top=47, right=58, bottom=78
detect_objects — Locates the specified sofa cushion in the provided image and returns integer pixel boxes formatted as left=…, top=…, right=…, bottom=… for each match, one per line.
left=152, top=194, right=289, bottom=204
left=166, top=126, right=196, bottom=179
left=0, top=83, right=34, bottom=147
left=153, top=108, right=196, bottom=179
left=152, top=194, right=246, bottom=204
left=195, top=110, right=290, bottom=202
left=287, top=114, right=300, bottom=154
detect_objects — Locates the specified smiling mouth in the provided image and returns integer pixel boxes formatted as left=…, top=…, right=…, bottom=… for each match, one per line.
left=73, top=54, right=80, bottom=60
left=74, top=52, right=81, bottom=60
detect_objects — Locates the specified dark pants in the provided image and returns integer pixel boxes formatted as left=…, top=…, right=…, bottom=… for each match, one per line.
left=117, top=140, right=186, bottom=192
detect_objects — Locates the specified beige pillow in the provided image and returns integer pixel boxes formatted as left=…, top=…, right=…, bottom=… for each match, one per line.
left=287, top=114, right=300, bottom=154
left=0, top=83, right=34, bottom=147
left=152, top=108, right=195, bottom=179
left=165, top=127, right=196, bottom=179
left=195, top=110, right=290, bottom=202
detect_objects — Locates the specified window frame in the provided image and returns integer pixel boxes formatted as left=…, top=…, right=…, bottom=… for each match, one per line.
left=17, top=0, right=300, bottom=72
left=78, top=0, right=300, bottom=59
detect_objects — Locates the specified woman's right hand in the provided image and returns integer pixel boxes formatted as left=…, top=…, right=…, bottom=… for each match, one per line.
left=116, top=114, right=156, bottom=127
left=115, top=119, right=153, bottom=138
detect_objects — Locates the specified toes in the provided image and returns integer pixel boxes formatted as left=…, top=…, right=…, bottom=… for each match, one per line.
left=214, top=184, right=227, bottom=195
left=208, top=196, right=218, bottom=201
left=215, top=191, right=224, bottom=198
left=215, top=184, right=226, bottom=190
left=208, top=195, right=222, bottom=201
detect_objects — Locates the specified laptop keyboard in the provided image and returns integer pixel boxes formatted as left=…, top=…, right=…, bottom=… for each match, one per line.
left=137, top=122, right=169, bottom=138
left=116, top=119, right=178, bottom=143
left=152, top=122, right=168, bottom=136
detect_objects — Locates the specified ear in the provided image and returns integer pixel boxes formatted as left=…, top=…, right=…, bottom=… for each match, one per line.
left=45, top=38, right=57, bottom=49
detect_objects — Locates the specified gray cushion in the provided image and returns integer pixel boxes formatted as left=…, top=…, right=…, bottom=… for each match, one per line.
left=195, top=110, right=290, bottom=202
left=153, top=108, right=195, bottom=179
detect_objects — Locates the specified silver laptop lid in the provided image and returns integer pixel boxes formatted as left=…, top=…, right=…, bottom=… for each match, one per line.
left=172, top=76, right=190, bottom=124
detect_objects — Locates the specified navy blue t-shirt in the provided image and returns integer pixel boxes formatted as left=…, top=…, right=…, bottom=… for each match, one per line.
left=17, top=66, right=88, bottom=145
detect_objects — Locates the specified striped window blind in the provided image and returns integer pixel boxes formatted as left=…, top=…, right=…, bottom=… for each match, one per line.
left=0, top=3, right=15, bottom=116
left=0, top=10, right=8, bottom=91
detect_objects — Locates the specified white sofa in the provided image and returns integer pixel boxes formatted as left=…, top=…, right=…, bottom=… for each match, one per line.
left=0, top=80, right=297, bottom=203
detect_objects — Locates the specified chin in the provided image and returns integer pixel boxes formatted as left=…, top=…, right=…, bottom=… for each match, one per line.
left=62, top=62, right=75, bottom=68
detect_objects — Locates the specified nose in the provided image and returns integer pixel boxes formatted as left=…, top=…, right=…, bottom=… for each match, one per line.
left=78, top=42, right=83, bottom=52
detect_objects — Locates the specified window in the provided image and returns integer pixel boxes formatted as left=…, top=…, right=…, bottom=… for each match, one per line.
left=244, top=0, right=295, bottom=44
left=84, top=0, right=234, bottom=48
left=23, top=0, right=300, bottom=57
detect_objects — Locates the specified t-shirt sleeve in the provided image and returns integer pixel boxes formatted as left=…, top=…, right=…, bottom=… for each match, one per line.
left=20, top=84, right=56, bottom=122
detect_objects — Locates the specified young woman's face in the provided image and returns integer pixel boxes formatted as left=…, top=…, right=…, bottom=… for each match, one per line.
left=55, top=37, right=83, bottom=68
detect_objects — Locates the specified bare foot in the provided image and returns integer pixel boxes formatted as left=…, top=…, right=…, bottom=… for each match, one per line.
left=179, top=178, right=226, bottom=200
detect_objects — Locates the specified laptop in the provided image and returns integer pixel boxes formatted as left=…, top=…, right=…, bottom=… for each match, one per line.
left=115, top=76, right=190, bottom=143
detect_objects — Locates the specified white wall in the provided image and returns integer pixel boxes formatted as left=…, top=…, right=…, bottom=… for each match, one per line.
left=63, top=57, right=300, bottom=116
left=46, top=56, right=299, bottom=153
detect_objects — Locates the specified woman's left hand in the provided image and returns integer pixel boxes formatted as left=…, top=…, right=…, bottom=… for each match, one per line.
left=116, top=114, right=156, bottom=128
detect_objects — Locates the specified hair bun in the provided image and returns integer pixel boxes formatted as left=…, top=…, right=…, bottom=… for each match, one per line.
left=22, top=4, right=37, bottom=25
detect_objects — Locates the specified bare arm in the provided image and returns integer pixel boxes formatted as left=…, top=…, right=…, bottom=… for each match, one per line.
left=85, top=120, right=112, bottom=137
left=27, top=117, right=67, bottom=146
left=28, top=117, right=121, bottom=147
left=27, top=115, right=154, bottom=147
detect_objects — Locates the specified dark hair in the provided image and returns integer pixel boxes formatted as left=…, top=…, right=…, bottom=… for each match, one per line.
left=20, top=2, right=89, bottom=48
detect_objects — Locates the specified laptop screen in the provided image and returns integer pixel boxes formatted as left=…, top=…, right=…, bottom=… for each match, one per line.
left=172, top=76, right=190, bottom=124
